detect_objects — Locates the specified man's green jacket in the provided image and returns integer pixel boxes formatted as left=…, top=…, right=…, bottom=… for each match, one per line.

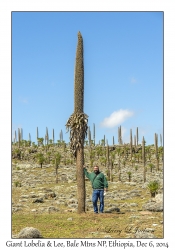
left=84, top=168, right=108, bottom=189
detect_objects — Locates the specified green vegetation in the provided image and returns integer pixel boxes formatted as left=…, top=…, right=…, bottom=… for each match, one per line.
left=127, top=171, right=132, bottom=182
left=12, top=145, right=163, bottom=238
left=148, top=163, right=154, bottom=172
left=12, top=210, right=163, bottom=238
left=147, top=180, right=159, bottom=197
left=14, top=181, right=21, bottom=187
left=36, top=153, right=45, bottom=168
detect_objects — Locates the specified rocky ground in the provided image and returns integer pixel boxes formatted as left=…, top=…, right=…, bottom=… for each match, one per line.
left=12, top=151, right=163, bottom=238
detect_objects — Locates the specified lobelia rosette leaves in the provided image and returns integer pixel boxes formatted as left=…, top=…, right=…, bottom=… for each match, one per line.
left=65, top=112, right=88, bottom=157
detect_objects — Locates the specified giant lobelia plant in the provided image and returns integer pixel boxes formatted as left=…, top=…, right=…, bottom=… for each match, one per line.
left=66, top=32, right=88, bottom=213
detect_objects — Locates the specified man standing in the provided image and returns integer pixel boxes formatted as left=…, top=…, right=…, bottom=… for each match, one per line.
left=83, top=165, right=108, bottom=213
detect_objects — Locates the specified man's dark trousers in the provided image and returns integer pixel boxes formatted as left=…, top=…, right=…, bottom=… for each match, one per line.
left=92, top=189, right=104, bottom=213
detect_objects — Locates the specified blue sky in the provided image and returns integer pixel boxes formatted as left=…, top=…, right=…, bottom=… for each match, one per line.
left=12, top=11, right=163, bottom=146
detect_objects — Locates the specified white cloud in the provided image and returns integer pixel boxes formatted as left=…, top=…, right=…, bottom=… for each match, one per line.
left=100, top=109, right=134, bottom=128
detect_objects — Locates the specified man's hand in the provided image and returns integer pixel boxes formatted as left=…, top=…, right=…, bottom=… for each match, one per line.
left=83, top=165, right=86, bottom=168
left=104, top=188, right=108, bottom=192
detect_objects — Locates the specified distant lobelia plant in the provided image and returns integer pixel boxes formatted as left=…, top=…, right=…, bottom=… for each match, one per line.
left=148, top=163, right=154, bottom=172
left=154, top=133, right=158, bottom=157
left=103, top=135, right=105, bottom=147
left=55, top=152, right=61, bottom=183
left=88, top=126, right=91, bottom=147
left=106, top=145, right=110, bottom=180
left=134, top=135, right=136, bottom=149
left=96, top=145, right=102, bottom=159
left=45, top=127, right=49, bottom=145
left=36, top=127, right=39, bottom=146
left=37, top=137, right=44, bottom=146
left=130, top=129, right=133, bottom=160
left=118, top=154, right=121, bottom=181
left=131, top=159, right=135, bottom=168
left=93, top=123, right=95, bottom=146
left=118, top=125, right=122, bottom=144
left=158, top=146, right=163, bottom=162
left=147, top=180, right=159, bottom=197
left=110, top=151, right=116, bottom=168
left=127, top=171, right=132, bottom=182
left=142, top=136, right=146, bottom=182
left=18, top=128, right=21, bottom=148
left=100, top=156, right=107, bottom=168
left=52, top=129, right=55, bottom=145
left=36, top=153, right=45, bottom=168
left=136, top=127, right=139, bottom=146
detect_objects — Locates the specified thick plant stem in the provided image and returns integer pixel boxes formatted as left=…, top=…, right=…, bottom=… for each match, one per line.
left=76, top=148, right=85, bottom=213
left=93, top=123, right=95, bottom=146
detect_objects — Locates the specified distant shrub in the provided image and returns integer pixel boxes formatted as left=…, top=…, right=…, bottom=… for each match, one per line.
left=127, top=171, right=132, bottom=182
left=147, top=180, right=159, bottom=197
left=14, top=181, right=21, bottom=187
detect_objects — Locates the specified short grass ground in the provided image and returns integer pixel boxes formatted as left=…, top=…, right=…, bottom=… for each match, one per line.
left=12, top=211, right=163, bottom=238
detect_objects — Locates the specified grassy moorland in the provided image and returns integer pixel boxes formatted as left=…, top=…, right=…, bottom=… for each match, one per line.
left=12, top=142, right=163, bottom=238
